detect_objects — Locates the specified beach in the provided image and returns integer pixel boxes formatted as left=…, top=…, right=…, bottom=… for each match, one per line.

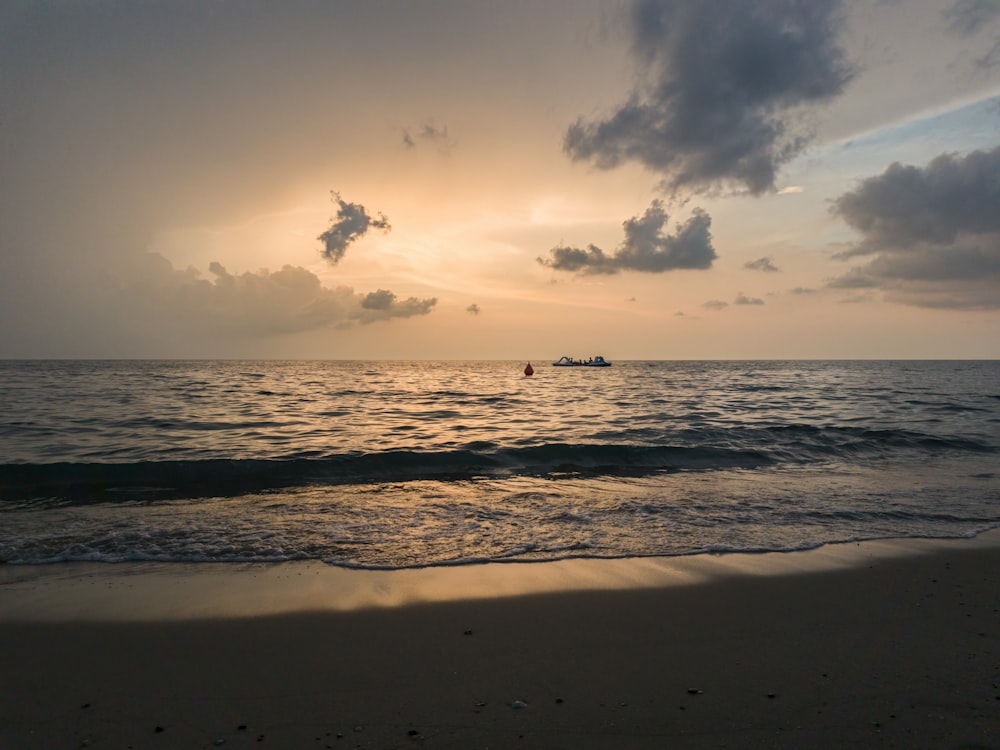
left=2, top=534, right=997, bottom=749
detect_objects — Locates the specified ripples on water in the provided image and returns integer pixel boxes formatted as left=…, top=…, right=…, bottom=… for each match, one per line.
left=0, top=360, right=998, bottom=566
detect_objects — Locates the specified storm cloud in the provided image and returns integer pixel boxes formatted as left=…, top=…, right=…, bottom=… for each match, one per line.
left=318, top=191, right=391, bottom=264
left=539, top=200, right=716, bottom=274
left=564, top=0, right=853, bottom=195
left=829, top=145, right=1000, bottom=309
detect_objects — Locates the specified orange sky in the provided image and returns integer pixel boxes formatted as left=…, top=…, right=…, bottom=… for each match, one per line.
left=2, top=0, right=999, bottom=358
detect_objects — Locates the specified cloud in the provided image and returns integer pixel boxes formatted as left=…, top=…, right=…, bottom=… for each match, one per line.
left=357, top=288, right=437, bottom=323
left=112, top=254, right=436, bottom=336
left=744, top=257, right=780, bottom=272
left=466, top=303, right=481, bottom=315
left=790, top=286, right=817, bottom=294
left=563, top=0, right=853, bottom=195
left=542, top=244, right=614, bottom=274
left=979, top=42, right=1000, bottom=68
left=943, top=0, right=1000, bottom=36
left=317, top=191, right=391, bottom=264
left=829, top=145, right=1000, bottom=308
left=703, top=299, right=729, bottom=310
left=734, top=292, right=765, bottom=305
left=538, top=200, right=716, bottom=274
left=402, top=121, right=455, bottom=153
left=838, top=292, right=877, bottom=304
left=944, top=0, right=1000, bottom=68
left=826, top=267, right=882, bottom=289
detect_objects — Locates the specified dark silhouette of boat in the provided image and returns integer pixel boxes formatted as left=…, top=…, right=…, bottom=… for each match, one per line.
left=552, top=356, right=611, bottom=367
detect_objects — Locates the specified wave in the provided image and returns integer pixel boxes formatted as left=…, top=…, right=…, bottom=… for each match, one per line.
left=7, top=524, right=999, bottom=568
left=0, top=422, right=992, bottom=505
left=0, top=443, right=770, bottom=504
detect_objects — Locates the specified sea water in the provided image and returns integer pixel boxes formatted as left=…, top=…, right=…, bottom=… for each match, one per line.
left=0, top=360, right=997, bottom=568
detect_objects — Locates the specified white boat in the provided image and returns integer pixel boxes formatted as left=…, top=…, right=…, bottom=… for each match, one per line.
left=552, top=355, right=611, bottom=367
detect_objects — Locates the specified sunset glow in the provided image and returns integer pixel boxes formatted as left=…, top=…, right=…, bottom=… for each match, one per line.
left=2, top=0, right=999, bottom=358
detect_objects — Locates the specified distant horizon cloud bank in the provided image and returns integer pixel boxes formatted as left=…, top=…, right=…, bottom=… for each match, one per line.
left=107, top=254, right=437, bottom=339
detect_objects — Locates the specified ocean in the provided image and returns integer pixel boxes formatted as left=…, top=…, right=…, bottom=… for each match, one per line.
left=1, top=360, right=998, bottom=568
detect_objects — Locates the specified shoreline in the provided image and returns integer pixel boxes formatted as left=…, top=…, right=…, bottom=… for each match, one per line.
left=2, top=533, right=997, bottom=748
left=2, top=529, right=999, bottom=622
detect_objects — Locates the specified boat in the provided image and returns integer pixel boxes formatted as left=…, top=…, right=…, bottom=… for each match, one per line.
left=552, top=355, right=612, bottom=367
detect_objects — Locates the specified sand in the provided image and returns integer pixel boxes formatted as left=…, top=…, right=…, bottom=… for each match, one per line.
left=1, top=534, right=998, bottom=749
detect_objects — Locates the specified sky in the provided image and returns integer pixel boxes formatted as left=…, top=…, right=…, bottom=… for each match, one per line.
left=2, top=0, right=999, bottom=360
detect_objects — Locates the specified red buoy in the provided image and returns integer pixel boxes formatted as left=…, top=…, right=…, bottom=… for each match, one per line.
left=524, top=362, right=534, bottom=376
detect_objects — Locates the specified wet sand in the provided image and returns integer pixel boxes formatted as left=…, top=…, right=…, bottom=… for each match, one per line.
left=1, top=534, right=998, bottom=749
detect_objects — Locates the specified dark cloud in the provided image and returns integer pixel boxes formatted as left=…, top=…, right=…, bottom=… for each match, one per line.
left=703, top=299, right=729, bottom=310
left=317, top=191, right=391, bottom=265
left=466, top=303, right=481, bottom=315
left=790, top=286, right=818, bottom=294
left=744, top=256, right=780, bottom=272
left=564, top=0, right=853, bottom=195
left=542, top=244, right=615, bottom=274
left=833, top=148, right=1000, bottom=255
left=734, top=292, right=765, bottom=305
left=829, top=145, right=1000, bottom=308
left=538, top=200, right=716, bottom=274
